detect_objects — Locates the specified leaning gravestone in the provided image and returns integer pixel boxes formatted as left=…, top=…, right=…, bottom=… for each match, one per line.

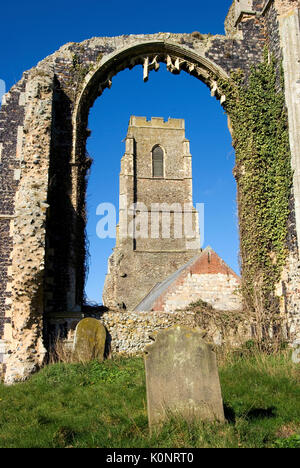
left=144, top=326, right=225, bottom=429
left=74, top=318, right=106, bottom=363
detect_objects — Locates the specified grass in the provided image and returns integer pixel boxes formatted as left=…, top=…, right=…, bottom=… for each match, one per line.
left=0, top=351, right=299, bottom=448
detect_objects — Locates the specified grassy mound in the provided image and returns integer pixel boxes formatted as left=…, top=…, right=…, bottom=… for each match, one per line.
left=0, top=351, right=299, bottom=448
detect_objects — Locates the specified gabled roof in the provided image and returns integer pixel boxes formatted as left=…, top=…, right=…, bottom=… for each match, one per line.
left=134, top=246, right=240, bottom=312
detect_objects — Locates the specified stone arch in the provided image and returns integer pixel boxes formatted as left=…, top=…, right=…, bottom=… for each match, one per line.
left=70, top=40, right=230, bottom=206
left=1, top=0, right=300, bottom=383
left=67, top=40, right=230, bottom=316
left=72, top=40, right=229, bottom=165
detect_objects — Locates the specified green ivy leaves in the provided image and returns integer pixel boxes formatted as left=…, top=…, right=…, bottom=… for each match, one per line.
left=217, top=50, right=293, bottom=331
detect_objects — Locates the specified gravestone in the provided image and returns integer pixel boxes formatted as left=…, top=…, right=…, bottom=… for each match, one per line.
left=144, top=326, right=225, bottom=429
left=74, top=318, right=106, bottom=362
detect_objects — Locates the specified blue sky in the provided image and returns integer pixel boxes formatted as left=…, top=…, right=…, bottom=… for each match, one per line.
left=0, top=0, right=238, bottom=304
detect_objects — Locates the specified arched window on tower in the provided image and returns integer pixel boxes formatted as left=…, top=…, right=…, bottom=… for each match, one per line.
left=152, top=146, right=164, bottom=178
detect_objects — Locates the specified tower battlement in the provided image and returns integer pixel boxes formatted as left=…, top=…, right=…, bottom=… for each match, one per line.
left=128, top=116, right=185, bottom=130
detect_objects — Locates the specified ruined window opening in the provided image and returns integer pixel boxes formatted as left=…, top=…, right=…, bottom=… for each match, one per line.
left=152, top=146, right=164, bottom=178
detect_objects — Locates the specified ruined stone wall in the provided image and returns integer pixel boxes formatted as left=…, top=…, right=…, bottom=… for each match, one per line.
left=51, top=309, right=252, bottom=356
left=263, top=0, right=282, bottom=60
left=103, top=311, right=197, bottom=354
left=224, top=0, right=300, bottom=342
left=0, top=80, right=26, bottom=340
left=1, top=0, right=299, bottom=382
left=3, top=72, right=54, bottom=384
left=275, top=2, right=300, bottom=340
left=0, top=80, right=27, bottom=377
left=21, top=17, right=269, bottom=319
left=274, top=0, right=300, bottom=15
left=207, top=0, right=266, bottom=77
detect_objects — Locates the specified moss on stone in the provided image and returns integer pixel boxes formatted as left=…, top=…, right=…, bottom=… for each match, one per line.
left=74, top=318, right=106, bottom=363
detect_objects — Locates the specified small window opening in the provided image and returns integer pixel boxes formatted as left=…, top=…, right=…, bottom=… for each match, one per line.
left=152, top=146, right=164, bottom=178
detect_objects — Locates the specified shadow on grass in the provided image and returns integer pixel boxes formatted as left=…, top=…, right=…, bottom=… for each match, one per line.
left=223, top=404, right=277, bottom=424
left=246, top=407, right=276, bottom=420
left=224, top=404, right=236, bottom=424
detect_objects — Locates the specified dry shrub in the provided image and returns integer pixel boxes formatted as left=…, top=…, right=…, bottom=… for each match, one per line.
left=242, top=348, right=300, bottom=380
left=186, top=299, right=251, bottom=347
left=185, top=298, right=291, bottom=355
left=276, top=424, right=300, bottom=439
left=49, top=338, right=77, bottom=364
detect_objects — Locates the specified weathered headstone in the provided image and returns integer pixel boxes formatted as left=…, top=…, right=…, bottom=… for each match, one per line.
left=144, top=326, right=225, bottom=428
left=74, top=318, right=106, bottom=362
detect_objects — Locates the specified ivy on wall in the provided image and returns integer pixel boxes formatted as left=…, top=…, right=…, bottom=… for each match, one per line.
left=217, top=49, right=293, bottom=342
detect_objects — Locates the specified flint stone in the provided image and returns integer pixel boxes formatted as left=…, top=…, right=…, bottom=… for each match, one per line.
left=144, top=326, right=225, bottom=428
left=74, top=318, right=106, bottom=362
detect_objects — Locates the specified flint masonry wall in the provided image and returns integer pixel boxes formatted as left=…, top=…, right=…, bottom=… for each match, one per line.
left=50, top=309, right=251, bottom=356
left=0, top=0, right=300, bottom=382
left=0, top=79, right=26, bottom=340
left=0, top=72, right=54, bottom=383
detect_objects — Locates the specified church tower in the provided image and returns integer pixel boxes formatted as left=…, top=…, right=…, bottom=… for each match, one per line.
left=103, top=116, right=201, bottom=310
